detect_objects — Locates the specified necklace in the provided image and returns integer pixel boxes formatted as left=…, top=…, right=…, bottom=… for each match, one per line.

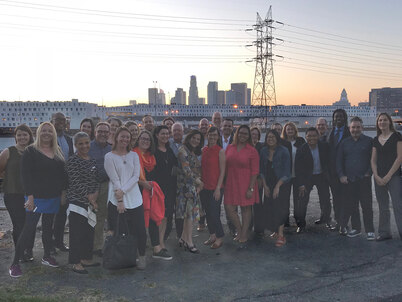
left=122, top=154, right=127, bottom=164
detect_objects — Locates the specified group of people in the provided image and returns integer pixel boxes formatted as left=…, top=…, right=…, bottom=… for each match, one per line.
left=1, top=109, right=401, bottom=278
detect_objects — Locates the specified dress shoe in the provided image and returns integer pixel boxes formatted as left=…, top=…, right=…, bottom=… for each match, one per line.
left=314, top=219, right=324, bottom=225
left=56, top=243, right=69, bottom=252
left=296, top=226, right=304, bottom=234
left=376, top=235, right=392, bottom=242
left=339, top=227, right=348, bottom=236
left=326, top=223, right=337, bottom=231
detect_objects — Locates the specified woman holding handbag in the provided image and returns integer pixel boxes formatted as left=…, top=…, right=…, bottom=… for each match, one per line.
left=104, top=126, right=147, bottom=270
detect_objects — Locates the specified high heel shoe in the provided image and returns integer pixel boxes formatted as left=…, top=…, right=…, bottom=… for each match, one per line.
left=183, top=241, right=200, bottom=254
left=178, top=238, right=184, bottom=247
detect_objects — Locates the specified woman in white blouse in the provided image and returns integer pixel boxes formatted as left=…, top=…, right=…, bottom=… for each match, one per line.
left=104, top=126, right=146, bottom=270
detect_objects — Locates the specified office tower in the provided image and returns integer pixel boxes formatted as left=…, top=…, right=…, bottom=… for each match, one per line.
left=231, top=83, right=247, bottom=105
left=199, top=97, right=205, bottom=105
left=207, top=81, right=218, bottom=105
left=217, top=90, right=226, bottom=105
left=189, top=75, right=199, bottom=105
left=159, top=89, right=166, bottom=105
left=369, top=87, right=402, bottom=114
left=225, top=90, right=237, bottom=105
left=148, top=88, right=158, bottom=105
left=171, top=88, right=186, bottom=105
left=247, top=88, right=251, bottom=106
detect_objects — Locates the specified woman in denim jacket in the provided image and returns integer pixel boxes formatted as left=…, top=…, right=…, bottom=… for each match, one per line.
left=259, top=129, right=291, bottom=247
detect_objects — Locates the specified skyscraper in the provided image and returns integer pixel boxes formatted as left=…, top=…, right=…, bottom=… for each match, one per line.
left=171, top=88, right=186, bottom=105
left=217, top=90, right=225, bottom=105
left=189, top=75, right=199, bottom=105
left=207, top=81, right=218, bottom=105
left=369, top=87, right=402, bottom=114
left=231, top=83, right=247, bottom=105
left=148, top=88, right=158, bottom=105
left=247, top=88, right=251, bottom=106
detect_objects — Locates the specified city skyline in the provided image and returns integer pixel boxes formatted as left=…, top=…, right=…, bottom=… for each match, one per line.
left=0, top=0, right=401, bottom=106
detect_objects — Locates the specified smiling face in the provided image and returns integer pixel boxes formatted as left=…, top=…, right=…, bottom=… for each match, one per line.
left=15, top=129, right=30, bottom=147
left=51, top=113, right=66, bottom=134
left=349, top=121, right=363, bottom=139
left=251, top=129, right=259, bottom=145
left=285, top=124, right=296, bottom=140
left=334, top=112, right=346, bottom=128
left=316, top=118, right=328, bottom=135
left=128, top=124, right=139, bottom=141
left=189, top=133, right=201, bottom=149
left=306, top=130, right=319, bottom=147
left=109, top=120, right=120, bottom=134
left=143, top=116, right=154, bottom=132
left=212, top=112, right=222, bottom=128
left=80, top=121, right=92, bottom=137
left=138, top=132, right=152, bottom=152
left=163, top=119, right=174, bottom=134
left=199, top=119, right=209, bottom=135
left=116, top=130, right=131, bottom=150
left=222, top=120, right=233, bottom=137
left=95, top=124, right=110, bottom=145
left=172, top=124, right=184, bottom=143
left=237, top=127, right=250, bottom=144
left=265, top=132, right=278, bottom=147
left=207, top=129, right=219, bottom=146
left=75, top=136, right=91, bottom=156
left=377, top=114, right=391, bottom=132
left=157, top=128, right=170, bottom=145
left=40, top=124, right=54, bottom=144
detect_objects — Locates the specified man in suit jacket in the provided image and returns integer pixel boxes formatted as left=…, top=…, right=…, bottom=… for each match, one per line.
left=51, top=112, right=74, bottom=252
left=326, top=109, right=358, bottom=233
left=221, top=118, right=234, bottom=151
left=294, top=127, right=331, bottom=233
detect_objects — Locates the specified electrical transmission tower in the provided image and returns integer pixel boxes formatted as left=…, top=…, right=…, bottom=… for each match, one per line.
left=252, top=6, right=276, bottom=124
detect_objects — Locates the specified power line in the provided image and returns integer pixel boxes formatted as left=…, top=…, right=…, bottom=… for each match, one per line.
left=276, top=21, right=402, bottom=50
left=0, top=13, right=246, bottom=32
left=0, top=0, right=252, bottom=26
left=0, top=22, right=251, bottom=42
left=275, top=27, right=402, bottom=52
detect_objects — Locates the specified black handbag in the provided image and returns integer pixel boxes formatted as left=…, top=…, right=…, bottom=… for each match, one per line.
left=102, top=213, right=137, bottom=270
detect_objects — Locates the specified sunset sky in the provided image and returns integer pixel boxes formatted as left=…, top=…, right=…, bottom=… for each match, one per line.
left=0, top=0, right=401, bottom=107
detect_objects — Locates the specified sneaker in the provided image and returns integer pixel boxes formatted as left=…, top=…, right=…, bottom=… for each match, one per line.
left=367, top=232, right=375, bottom=241
left=9, top=264, right=22, bottom=278
left=152, top=249, right=173, bottom=260
left=347, top=229, right=362, bottom=238
left=41, top=257, right=59, bottom=268
left=137, top=256, right=146, bottom=270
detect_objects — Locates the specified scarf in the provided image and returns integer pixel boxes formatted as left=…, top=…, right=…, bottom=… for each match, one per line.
left=133, top=147, right=156, bottom=181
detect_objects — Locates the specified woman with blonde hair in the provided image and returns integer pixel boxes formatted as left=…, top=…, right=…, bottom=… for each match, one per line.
left=281, top=122, right=306, bottom=228
left=9, top=122, right=68, bottom=278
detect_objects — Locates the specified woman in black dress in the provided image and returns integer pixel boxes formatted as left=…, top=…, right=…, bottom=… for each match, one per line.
left=371, top=113, right=402, bottom=241
left=259, top=130, right=291, bottom=247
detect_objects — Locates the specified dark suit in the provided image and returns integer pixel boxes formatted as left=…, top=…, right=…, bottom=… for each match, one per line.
left=326, top=126, right=358, bottom=225
left=53, top=133, right=73, bottom=247
left=294, top=141, right=331, bottom=227
left=281, top=137, right=305, bottom=225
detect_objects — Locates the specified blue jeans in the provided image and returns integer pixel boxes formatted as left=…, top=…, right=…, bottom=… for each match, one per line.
left=375, top=174, right=402, bottom=238
left=200, top=189, right=224, bottom=238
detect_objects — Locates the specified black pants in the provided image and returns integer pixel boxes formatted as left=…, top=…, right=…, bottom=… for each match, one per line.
left=13, top=212, right=54, bottom=264
left=253, top=188, right=265, bottom=233
left=68, top=211, right=94, bottom=264
left=107, top=203, right=147, bottom=256
left=200, top=189, right=224, bottom=238
left=53, top=202, right=68, bottom=246
left=283, top=178, right=298, bottom=224
left=4, top=194, right=27, bottom=247
left=294, top=174, right=331, bottom=228
left=163, top=196, right=175, bottom=241
left=340, top=177, right=374, bottom=233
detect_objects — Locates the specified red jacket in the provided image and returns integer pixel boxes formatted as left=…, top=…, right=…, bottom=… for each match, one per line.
left=142, top=181, right=165, bottom=228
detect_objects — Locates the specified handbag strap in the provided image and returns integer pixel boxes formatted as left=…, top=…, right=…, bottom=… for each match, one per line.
left=115, top=213, right=131, bottom=236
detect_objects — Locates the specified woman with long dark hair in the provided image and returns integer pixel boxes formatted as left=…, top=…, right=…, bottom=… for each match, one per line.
left=371, top=113, right=402, bottom=241
left=224, top=125, right=259, bottom=246
left=200, top=126, right=225, bottom=249
left=133, top=130, right=173, bottom=260
left=80, top=118, right=95, bottom=141
left=260, top=129, right=291, bottom=247
left=176, top=130, right=204, bottom=253
left=0, top=124, right=35, bottom=263
left=9, top=122, right=68, bottom=278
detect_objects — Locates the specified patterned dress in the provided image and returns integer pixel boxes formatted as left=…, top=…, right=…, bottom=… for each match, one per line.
left=176, top=145, right=201, bottom=221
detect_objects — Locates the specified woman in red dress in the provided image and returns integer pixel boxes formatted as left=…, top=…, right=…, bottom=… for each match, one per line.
left=224, top=125, right=259, bottom=245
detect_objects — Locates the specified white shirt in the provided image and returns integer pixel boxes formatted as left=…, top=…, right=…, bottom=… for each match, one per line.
left=222, top=135, right=230, bottom=151
left=290, top=140, right=297, bottom=178
left=104, top=151, right=143, bottom=209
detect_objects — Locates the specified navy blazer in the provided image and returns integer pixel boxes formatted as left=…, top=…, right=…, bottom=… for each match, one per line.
left=259, top=145, right=291, bottom=184
left=295, top=141, right=330, bottom=189
left=326, top=126, right=351, bottom=177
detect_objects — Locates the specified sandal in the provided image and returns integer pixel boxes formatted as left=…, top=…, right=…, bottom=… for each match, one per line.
left=204, top=238, right=216, bottom=246
left=210, top=241, right=223, bottom=249
left=275, top=236, right=286, bottom=247
left=183, top=241, right=200, bottom=254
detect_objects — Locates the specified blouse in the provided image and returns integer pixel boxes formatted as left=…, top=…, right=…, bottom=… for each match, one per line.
left=104, top=151, right=142, bottom=209
left=373, top=132, right=402, bottom=177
